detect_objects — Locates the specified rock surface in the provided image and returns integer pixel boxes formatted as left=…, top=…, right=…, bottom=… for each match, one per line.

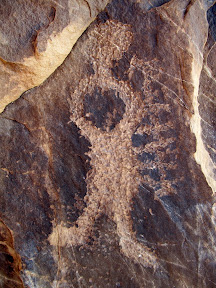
left=0, top=0, right=109, bottom=113
left=0, top=0, right=216, bottom=287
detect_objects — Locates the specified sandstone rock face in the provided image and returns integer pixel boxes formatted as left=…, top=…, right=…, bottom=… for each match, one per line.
left=0, top=220, right=23, bottom=288
left=0, top=0, right=216, bottom=287
left=0, top=0, right=109, bottom=113
left=197, top=2, right=216, bottom=192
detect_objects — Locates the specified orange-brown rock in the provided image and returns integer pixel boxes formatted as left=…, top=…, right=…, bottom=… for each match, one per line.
left=0, top=0, right=109, bottom=113
left=0, top=220, right=23, bottom=287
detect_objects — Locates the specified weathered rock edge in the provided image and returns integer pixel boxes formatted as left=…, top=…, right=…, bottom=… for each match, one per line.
left=0, top=0, right=109, bottom=113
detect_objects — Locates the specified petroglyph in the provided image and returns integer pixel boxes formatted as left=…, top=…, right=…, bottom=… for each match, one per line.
left=49, top=19, right=192, bottom=268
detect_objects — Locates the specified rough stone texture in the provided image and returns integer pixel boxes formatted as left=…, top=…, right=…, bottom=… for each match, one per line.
left=0, top=0, right=109, bottom=113
left=0, top=220, right=23, bottom=288
left=190, top=0, right=216, bottom=193
left=0, top=0, right=216, bottom=287
left=198, top=2, right=216, bottom=177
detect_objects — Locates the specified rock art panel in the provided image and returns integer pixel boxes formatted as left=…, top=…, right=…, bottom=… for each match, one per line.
left=0, top=0, right=215, bottom=287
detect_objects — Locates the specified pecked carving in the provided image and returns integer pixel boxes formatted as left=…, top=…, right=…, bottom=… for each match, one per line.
left=0, top=0, right=215, bottom=287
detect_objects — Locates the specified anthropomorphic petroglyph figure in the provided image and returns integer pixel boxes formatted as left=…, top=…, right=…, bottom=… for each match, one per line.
left=49, top=17, right=191, bottom=268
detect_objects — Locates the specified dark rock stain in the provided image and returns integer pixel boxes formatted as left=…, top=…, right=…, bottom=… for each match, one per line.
left=149, top=168, right=161, bottom=181
left=42, top=98, right=91, bottom=225
left=105, top=0, right=138, bottom=25
left=150, top=81, right=165, bottom=104
left=207, top=3, right=216, bottom=41
left=162, top=152, right=176, bottom=163
left=85, top=62, right=95, bottom=75
left=140, top=168, right=161, bottom=181
left=131, top=133, right=153, bottom=147
left=130, top=68, right=144, bottom=92
left=148, top=0, right=171, bottom=8
left=111, top=52, right=132, bottom=81
left=141, top=115, right=152, bottom=125
left=138, top=152, right=156, bottom=163
left=160, top=128, right=178, bottom=139
left=131, top=167, right=215, bottom=287
left=97, top=10, right=110, bottom=24
left=132, top=127, right=215, bottom=285
left=164, top=168, right=177, bottom=180
left=158, top=110, right=170, bottom=124
left=0, top=95, right=91, bottom=284
left=131, top=183, right=182, bottom=244
left=84, top=87, right=126, bottom=131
